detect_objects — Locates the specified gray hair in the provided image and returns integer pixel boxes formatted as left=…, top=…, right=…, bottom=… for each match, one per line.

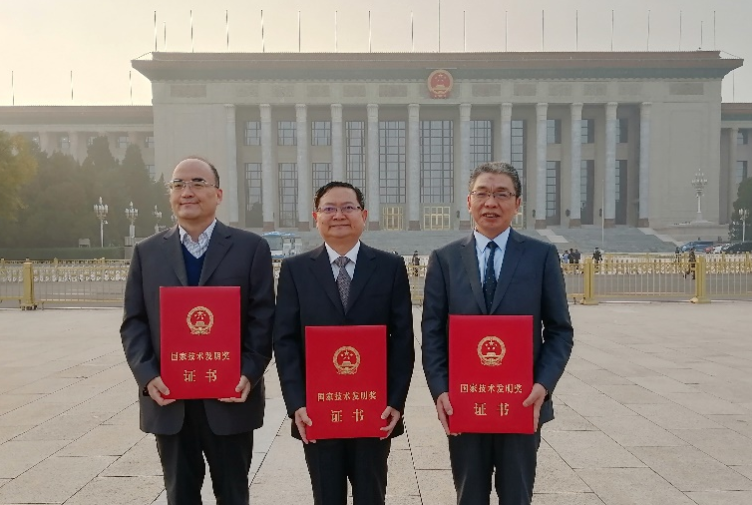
left=468, top=162, right=521, bottom=197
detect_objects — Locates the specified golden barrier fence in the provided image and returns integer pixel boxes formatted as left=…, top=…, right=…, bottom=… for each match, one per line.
left=1, top=254, right=750, bottom=309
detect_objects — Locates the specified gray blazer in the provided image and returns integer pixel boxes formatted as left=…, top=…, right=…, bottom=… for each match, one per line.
left=120, top=221, right=275, bottom=436
left=421, top=229, right=573, bottom=426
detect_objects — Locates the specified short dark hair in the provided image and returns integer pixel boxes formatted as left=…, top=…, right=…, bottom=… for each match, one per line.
left=314, top=181, right=365, bottom=210
left=179, top=156, right=220, bottom=188
left=468, top=162, right=521, bottom=198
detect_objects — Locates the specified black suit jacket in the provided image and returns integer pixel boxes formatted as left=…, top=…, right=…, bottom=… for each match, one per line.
left=120, top=221, right=275, bottom=436
left=273, top=242, right=415, bottom=439
left=421, top=229, right=573, bottom=426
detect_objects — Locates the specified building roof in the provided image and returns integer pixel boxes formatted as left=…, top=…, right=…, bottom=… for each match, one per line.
left=132, top=51, right=743, bottom=81
left=722, top=103, right=752, bottom=121
left=0, top=106, right=153, bottom=126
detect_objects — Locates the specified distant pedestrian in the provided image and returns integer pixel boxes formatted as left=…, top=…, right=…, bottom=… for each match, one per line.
left=684, top=248, right=696, bottom=280
left=412, top=250, right=420, bottom=277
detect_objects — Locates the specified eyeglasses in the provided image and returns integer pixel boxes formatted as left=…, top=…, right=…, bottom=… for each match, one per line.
left=316, top=205, right=362, bottom=215
left=470, top=190, right=517, bottom=201
left=167, top=179, right=217, bottom=191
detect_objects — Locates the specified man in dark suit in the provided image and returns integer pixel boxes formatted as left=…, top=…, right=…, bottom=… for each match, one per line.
left=273, top=181, right=414, bottom=505
left=422, top=162, right=573, bottom=505
left=120, top=156, right=275, bottom=505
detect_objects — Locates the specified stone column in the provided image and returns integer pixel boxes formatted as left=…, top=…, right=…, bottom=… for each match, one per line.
left=458, top=104, right=472, bottom=229
left=296, top=104, right=310, bottom=231
left=407, top=104, right=421, bottom=230
left=367, top=104, right=380, bottom=230
left=535, top=103, right=548, bottom=229
left=604, top=102, right=618, bottom=227
left=260, top=104, right=275, bottom=231
left=331, top=104, right=345, bottom=181
left=500, top=103, right=513, bottom=163
left=638, top=102, right=652, bottom=227
left=69, top=131, right=81, bottom=163
left=569, top=103, right=583, bottom=227
left=38, top=131, right=52, bottom=154
left=730, top=126, right=739, bottom=190
left=224, top=105, right=239, bottom=225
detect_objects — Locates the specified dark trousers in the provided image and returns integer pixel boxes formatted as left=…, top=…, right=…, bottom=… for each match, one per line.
left=155, top=400, right=254, bottom=505
left=303, top=437, right=391, bottom=505
left=448, top=432, right=541, bottom=505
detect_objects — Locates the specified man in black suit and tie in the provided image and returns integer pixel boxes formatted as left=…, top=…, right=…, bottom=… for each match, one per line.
left=422, top=162, right=574, bottom=505
left=273, top=181, right=414, bottom=505
left=120, top=156, right=275, bottom=505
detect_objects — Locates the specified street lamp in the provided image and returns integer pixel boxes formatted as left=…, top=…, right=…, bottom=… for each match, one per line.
left=153, top=205, right=163, bottom=234
left=125, top=201, right=138, bottom=241
left=691, top=170, right=708, bottom=222
left=93, top=197, right=108, bottom=248
left=740, top=208, right=749, bottom=242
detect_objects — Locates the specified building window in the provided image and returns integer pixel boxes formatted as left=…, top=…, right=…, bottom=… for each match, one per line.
left=470, top=120, right=493, bottom=168
left=278, top=163, right=298, bottom=227
left=546, top=161, right=560, bottom=221
left=118, top=136, right=129, bottom=149
left=379, top=121, right=406, bottom=204
left=546, top=119, right=561, bottom=145
left=738, top=130, right=749, bottom=145
left=87, top=135, right=97, bottom=146
left=145, top=135, right=155, bottom=149
left=146, top=165, right=156, bottom=180
left=616, top=118, right=628, bottom=143
left=312, top=163, right=332, bottom=192
left=245, top=163, right=262, bottom=227
left=346, top=121, right=366, bottom=194
left=420, top=120, right=454, bottom=204
left=277, top=121, right=297, bottom=146
left=581, top=119, right=594, bottom=144
left=311, top=121, right=332, bottom=146
left=244, top=122, right=261, bottom=146
left=511, top=120, right=526, bottom=198
left=737, top=161, right=749, bottom=184
left=59, top=135, right=70, bottom=150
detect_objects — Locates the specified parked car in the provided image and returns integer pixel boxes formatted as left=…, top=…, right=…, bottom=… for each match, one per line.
left=724, top=242, right=752, bottom=254
left=679, top=241, right=714, bottom=253
left=710, top=243, right=729, bottom=254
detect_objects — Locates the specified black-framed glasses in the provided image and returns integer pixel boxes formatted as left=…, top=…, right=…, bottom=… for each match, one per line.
left=316, top=205, right=362, bottom=215
left=167, top=179, right=217, bottom=191
left=470, top=190, right=517, bottom=201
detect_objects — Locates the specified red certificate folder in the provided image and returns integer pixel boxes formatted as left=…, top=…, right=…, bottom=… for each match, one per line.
left=160, top=286, right=241, bottom=400
left=305, top=325, right=387, bottom=440
left=448, top=315, right=534, bottom=434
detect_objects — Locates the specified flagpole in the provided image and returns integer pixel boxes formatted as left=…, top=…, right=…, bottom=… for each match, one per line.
left=261, top=10, right=265, bottom=53
left=438, top=0, right=441, bottom=52
left=575, top=10, right=579, bottom=51
left=163, top=22, right=167, bottom=50
left=70, top=70, right=74, bottom=104
left=153, top=11, right=157, bottom=51
left=226, top=10, right=230, bottom=50
left=611, top=10, right=614, bottom=51
left=190, top=10, right=194, bottom=52
left=298, top=11, right=301, bottom=53
left=463, top=11, right=466, bottom=52
left=542, top=10, right=545, bottom=51
left=368, top=11, right=372, bottom=53
left=129, top=70, right=133, bottom=105
left=335, top=11, right=338, bottom=52
left=411, top=11, right=414, bottom=52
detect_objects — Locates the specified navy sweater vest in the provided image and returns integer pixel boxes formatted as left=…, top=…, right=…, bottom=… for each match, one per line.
left=181, top=244, right=206, bottom=286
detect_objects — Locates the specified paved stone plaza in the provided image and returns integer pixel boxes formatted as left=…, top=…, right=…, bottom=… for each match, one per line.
left=1, top=302, right=752, bottom=505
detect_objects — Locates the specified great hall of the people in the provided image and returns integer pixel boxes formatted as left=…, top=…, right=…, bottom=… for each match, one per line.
left=1, top=51, right=751, bottom=234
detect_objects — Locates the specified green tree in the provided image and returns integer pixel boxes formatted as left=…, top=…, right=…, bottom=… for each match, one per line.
left=729, top=178, right=752, bottom=241
left=0, top=132, right=37, bottom=222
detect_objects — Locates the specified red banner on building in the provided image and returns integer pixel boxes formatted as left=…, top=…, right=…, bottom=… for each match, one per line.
left=448, top=315, right=534, bottom=434
left=160, top=286, right=241, bottom=399
left=305, top=325, right=387, bottom=440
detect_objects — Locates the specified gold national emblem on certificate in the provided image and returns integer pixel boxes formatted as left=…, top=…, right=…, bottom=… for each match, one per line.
left=477, top=336, right=506, bottom=367
left=186, top=306, right=214, bottom=335
left=333, top=346, right=361, bottom=375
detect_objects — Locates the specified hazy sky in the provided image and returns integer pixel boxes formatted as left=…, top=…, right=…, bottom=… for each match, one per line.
left=0, top=0, right=750, bottom=105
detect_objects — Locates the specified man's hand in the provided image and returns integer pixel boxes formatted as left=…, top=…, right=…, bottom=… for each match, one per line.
left=294, top=407, right=314, bottom=444
left=435, top=392, right=455, bottom=435
left=380, top=407, right=401, bottom=439
left=219, top=375, right=251, bottom=403
left=522, top=383, right=548, bottom=431
left=146, top=376, right=176, bottom=406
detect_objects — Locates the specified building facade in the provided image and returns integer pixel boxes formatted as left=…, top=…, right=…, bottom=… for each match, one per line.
left=2, top=51, right=749, bottom=233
